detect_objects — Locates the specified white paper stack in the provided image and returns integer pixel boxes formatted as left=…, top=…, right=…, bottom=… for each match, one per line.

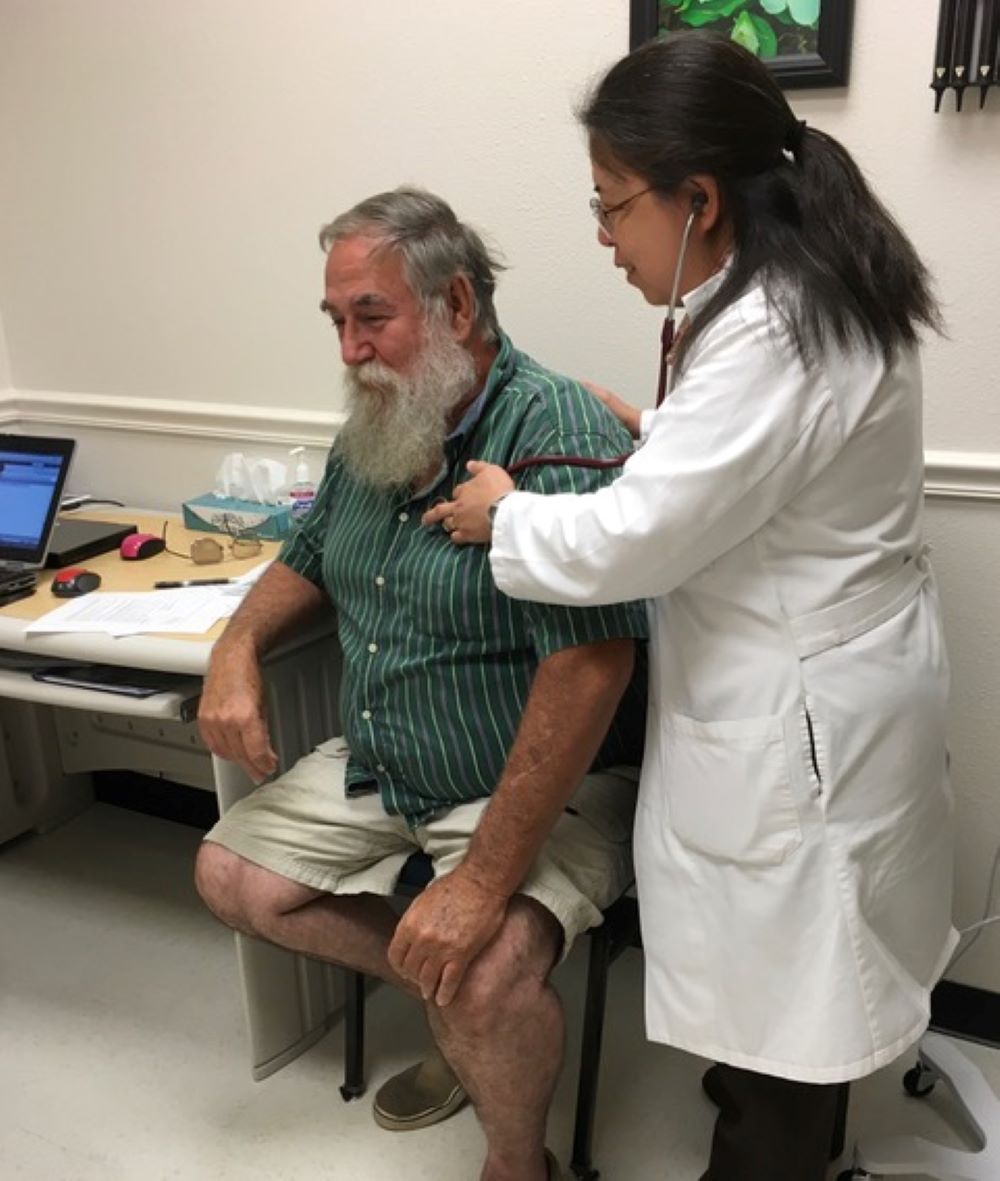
left=27, top=562, right=271, bottom=638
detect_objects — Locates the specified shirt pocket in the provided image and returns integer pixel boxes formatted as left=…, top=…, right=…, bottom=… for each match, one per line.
left=663, top=711, right=803, bottom=866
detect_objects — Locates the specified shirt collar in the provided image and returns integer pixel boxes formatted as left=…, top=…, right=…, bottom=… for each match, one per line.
left=446, top=378, right=490, bottom=442
left=679, top=257, right=731, bottom=319
left=446, top=331, right=515, bottom=443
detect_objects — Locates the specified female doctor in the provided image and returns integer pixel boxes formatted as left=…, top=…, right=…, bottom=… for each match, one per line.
left=425, top=33, right=957, bottom=1181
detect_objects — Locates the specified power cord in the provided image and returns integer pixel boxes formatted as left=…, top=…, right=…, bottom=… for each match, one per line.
left=60, top=495, right=126, bottom=512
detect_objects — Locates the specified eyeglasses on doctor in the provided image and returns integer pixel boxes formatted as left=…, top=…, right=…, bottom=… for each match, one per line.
left=589, top=187, right=653, bottom=235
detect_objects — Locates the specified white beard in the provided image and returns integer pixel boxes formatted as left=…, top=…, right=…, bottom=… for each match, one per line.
left=337, top=319, right=477, bottom=491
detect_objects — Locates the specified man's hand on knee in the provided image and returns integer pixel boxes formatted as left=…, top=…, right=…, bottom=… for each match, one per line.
left=387, top=869, right=508, bottom=1007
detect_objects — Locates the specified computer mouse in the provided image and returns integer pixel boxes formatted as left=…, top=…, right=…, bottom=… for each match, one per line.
left=51, top=567, right=102, bottom=597
left=120, top=532, right=166, bottom=560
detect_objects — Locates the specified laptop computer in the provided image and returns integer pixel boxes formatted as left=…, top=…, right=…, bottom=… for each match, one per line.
left=0, top=434, right=136, bottom=605
left=0, top=434, right=77, bottom=603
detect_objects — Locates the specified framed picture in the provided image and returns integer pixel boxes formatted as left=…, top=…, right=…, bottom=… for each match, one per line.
left=629, top=0, right=853, bottom=89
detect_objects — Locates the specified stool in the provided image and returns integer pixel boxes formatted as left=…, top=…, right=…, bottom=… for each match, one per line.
left=838, top=1032, right=1000, bottom=1180
left=340, top=851, right=640, bottom=1181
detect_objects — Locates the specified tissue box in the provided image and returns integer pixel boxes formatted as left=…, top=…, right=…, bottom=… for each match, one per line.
left=182, top=494, right=294, bottom=541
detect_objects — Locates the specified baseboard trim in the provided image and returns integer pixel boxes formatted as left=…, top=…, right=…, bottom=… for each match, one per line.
left=924, top=450, right=1000, bottom=502
left=94, top=771, right=218, bottom=831
left=2, top=392, right=1000, bottom=500
left=930, top=980, right=1000, bottom=1048
left=0, top=389, right=343, bottom=448
left=0, top=388, right=17, bottom=427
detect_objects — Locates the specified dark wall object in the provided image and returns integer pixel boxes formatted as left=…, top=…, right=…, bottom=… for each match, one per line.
left=932, top=0, right=1000, bottom=110
left=629, top=0, right=854, bottom=89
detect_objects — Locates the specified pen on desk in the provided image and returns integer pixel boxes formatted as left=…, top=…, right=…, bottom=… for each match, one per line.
left=153, top=578, right=233, bottom=589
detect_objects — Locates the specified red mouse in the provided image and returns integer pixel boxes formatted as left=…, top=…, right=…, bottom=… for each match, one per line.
left=52, top=567, right=102, bottom=597
left=120, top=532, right=166, bottom=560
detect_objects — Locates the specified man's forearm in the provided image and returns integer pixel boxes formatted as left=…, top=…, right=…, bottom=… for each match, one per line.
left=214, top=559, right=329, bottom=661
left=459, top=638, right=635, bottom=900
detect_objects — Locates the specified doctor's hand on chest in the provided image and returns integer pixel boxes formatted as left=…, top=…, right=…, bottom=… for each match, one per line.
left=422, top=461, right=514, bottom=546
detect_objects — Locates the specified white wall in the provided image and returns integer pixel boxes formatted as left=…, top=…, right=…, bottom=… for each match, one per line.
left=0, top=308, right=10, bottom=394
left=1, top=0, right=999, bottom=989
left=792, top=0, right=1000, bottom=454
left=0, top=0, right=650, bottom=411
left=1, top=0, right=998, bottom=445
left=924, top=500, right=1000, bottom=987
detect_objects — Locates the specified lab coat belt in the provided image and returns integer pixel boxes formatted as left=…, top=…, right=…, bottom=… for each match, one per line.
left=789, top=547, right=931, bottom=659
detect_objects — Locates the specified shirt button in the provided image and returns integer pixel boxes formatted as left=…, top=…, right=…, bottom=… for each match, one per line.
left=375, top=575, right=386, bottom=587
left=398, top=511, right=409, bottom=523
left=361, top=709, right=373, bottom=721
left=367, top=642, right=378, bottom=654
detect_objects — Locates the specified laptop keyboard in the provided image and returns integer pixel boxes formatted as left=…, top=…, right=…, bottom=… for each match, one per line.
left=0, top=567, right=38, bottom=604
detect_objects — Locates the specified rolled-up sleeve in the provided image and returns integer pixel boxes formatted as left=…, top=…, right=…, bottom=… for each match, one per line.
left=504, top=417, right=647, bottom=655
left=277, top=452, right=338, bottom=586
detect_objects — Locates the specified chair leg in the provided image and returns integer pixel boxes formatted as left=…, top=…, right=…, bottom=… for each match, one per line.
left=340, top=968, right=367, bottom=1101
left=829, top=1081, right=850, bottom=1161
left=571, top=924, right=612, bottom=1181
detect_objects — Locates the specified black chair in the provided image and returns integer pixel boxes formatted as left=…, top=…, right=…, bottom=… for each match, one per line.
left=339, top=851, right=641, bottom=1181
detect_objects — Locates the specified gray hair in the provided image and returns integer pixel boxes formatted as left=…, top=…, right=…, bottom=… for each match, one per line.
left=319, top=187, right=505, bottom=343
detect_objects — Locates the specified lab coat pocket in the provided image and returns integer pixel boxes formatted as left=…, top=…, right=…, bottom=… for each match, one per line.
left=664, top=712, right=803, bottom=866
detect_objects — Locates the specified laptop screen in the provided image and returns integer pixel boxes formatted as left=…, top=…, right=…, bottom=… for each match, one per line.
left=0, top=434, right=76, bottom=568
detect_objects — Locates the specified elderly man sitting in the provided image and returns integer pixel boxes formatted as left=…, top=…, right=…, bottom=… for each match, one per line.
left=195, top=187, right=646, bottom=1181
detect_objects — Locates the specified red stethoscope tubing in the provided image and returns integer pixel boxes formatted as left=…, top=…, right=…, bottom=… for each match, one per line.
left=506, top=452, right=629, bottom=474
left=504, top=311, right=674, bottom=476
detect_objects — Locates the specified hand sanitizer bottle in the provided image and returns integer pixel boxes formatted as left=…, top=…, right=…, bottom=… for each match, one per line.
left=288, top=447, right=316, bottom=521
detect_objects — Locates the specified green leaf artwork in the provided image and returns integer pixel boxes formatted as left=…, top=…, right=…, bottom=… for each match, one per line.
left=658, top=0, right=821, bottom=61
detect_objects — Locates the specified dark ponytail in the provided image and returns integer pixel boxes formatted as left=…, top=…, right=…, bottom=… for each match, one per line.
left=580, top=34, right=942, bottom=369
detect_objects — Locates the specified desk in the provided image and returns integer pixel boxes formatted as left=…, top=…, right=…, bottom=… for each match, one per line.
left=0, top=512, right=345, bottom=1080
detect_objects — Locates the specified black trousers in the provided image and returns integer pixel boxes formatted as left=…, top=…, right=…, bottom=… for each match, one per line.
left=701, top=1063, right=843, bottom=1181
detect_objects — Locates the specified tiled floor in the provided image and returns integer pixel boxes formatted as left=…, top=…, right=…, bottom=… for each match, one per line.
left=1, top=803, right=996, bottom=1180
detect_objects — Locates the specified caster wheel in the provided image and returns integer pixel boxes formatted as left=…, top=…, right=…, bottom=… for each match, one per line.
left=903, top=1063, right=936, bottom=1098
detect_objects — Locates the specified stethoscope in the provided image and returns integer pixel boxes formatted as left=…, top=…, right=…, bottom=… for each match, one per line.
left=505, top=197, right=703, bottom=478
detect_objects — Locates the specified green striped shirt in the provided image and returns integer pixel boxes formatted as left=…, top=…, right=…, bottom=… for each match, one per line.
left=280, top=333, right=647, bottom=826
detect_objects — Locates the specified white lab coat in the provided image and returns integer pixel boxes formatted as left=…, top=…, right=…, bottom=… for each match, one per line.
left=490, top=273, right=957, bottom=1083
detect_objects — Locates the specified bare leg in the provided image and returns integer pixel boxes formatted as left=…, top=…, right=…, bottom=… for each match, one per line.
left=195, top=841, right=417, bottom=995
left=197, top=847, right=561, bottom=1177
left=428, top=896, right=563, bottom=1181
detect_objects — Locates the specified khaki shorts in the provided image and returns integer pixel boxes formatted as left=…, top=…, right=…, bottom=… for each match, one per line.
left=205, top=737, right=638, bottom=954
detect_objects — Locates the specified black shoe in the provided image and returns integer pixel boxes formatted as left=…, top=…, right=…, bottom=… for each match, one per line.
left=701, top=1063, right=728, bottom=1109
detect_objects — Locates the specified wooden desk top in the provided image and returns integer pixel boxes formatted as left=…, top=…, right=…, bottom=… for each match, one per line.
left=0, top=511, right=281, bottom=663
